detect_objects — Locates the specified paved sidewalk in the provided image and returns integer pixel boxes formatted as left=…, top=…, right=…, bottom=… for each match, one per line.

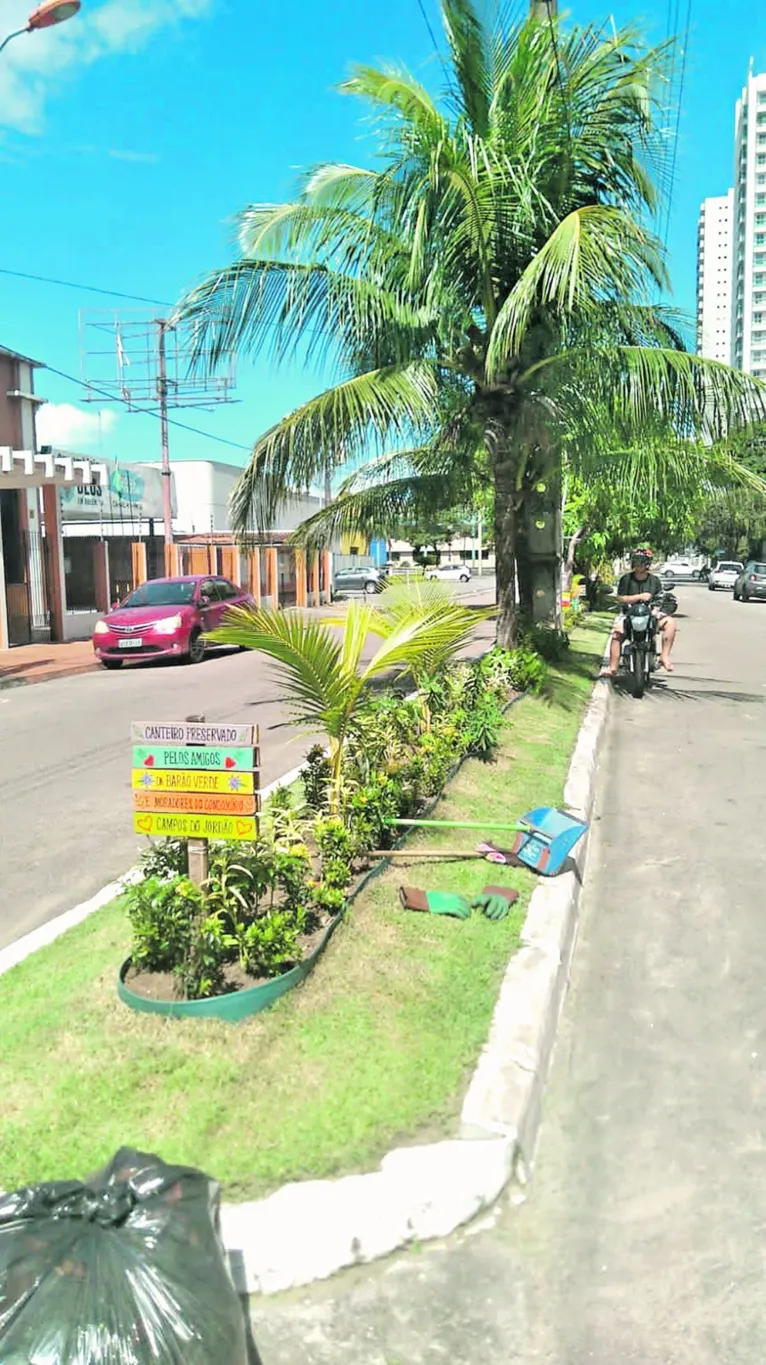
left=249, top=586, right=766, bottom=1364
left=0, top=640, right=96, bottom=688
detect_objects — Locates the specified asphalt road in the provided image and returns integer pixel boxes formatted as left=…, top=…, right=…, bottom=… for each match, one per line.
left=0, top=579, right=494, bottom=950
left=249, top=583, right=766, bottom=1365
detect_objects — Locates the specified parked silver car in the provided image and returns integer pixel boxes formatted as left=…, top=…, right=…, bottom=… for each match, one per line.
left=733, top=561, right=766, bottom=601
left=331, top=566, right=385, bottom=599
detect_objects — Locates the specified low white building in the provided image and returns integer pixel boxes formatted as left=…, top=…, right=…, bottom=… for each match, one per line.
left=167, top=458, right=323, bottom=535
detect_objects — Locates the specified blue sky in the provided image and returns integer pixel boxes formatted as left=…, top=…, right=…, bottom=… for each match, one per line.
left=0, top=0, right=763, bottom=473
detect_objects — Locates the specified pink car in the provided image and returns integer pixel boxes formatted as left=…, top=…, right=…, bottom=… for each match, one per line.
left=92, top=575, right=254, bottom=670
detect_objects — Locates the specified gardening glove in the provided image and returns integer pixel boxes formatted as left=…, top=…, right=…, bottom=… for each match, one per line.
left=399, top=887, right=472, bottom=920
left=471, top=890, right=516, bottom=921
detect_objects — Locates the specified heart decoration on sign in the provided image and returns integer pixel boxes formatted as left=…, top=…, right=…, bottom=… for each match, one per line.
left=143, top=754, right=155, bottom=768
left=236, top=820, right=253, bottom=837
left=136, top=815, right=153, bottom=834
left=225, top=757, right=237, bottom=770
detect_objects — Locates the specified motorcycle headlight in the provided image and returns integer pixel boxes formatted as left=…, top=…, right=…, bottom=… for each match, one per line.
left=93, top=621, right=110, bottom=636
left=151, top=614, right=183, bottom=635
left=631, top=617, right=649, bottom=631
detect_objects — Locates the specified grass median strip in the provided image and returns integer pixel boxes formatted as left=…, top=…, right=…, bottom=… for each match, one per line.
left=0, top=616, right=609, bottom=1200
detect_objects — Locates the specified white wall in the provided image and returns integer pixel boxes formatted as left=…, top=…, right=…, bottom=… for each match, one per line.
left=63, top=610, right=100, bottom=642
left=169, top=459, right=323, bottom=534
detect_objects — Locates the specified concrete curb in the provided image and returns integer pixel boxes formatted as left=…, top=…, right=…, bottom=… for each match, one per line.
left=0, top=661, right=97, bottom=690
left=221, top=660, right=612, bottom=1296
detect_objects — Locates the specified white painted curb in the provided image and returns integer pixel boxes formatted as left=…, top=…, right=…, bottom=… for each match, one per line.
left=222, top=658, right=612, bottom=1295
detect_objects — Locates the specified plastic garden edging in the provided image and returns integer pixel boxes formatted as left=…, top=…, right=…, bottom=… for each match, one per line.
left=118, top=912, right=343, bottom=1023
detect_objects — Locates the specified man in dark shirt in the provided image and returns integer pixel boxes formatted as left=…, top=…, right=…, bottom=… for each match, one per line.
left=601, top=548, right=677, bottom=677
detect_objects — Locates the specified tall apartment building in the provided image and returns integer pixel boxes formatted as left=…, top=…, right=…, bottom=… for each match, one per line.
left=696, top=192, right=734, bottom=361
left=731, top=68, right=766, bottom=376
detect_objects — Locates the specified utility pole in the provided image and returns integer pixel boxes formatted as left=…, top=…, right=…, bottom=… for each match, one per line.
left=157, top=320, right=173, bottom=547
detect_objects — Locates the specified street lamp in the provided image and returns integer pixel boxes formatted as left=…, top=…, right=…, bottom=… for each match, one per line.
left=0, top=1, right=81, bottom=55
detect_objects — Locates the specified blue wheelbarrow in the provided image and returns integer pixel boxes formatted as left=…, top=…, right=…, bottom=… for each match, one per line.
left=386, top=806, right=588, bottom=877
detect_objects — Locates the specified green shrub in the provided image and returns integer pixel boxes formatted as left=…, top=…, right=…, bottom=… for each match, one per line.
left=345, top=773, right=404, bottom=852
left=315, top=817, right=354, bottom=890
left=139, top=838, right=188, bottom=880
left=517, top=620, right=570, bottom=663
left=464, top=694, right=503, bottom=756
left=126, top=876, right=201, bottom=972
left=237, top=910, right=300, bottom=978
left=177, top=911, right=236, bottom=1000
left=301, top=745, right=331, bottom=814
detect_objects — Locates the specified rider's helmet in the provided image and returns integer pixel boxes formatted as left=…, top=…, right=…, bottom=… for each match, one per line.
left=630, top=547, right=653, bottom=569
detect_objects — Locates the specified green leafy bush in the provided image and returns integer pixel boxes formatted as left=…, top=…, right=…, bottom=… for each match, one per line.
left=464, top=694, right=503, bottom=756
left=301, top=745, right=331, bottom=814
left=178, top=911, right=236, bottom=1000
left=126, top=876, right=201, bottom=972
left=237, top=910, right=300, bottom=979
left=314, top=817, right=354, bottom=890
left=517, top=620, right=570, bottom=663
left=139, top=838, right=188, bottom=880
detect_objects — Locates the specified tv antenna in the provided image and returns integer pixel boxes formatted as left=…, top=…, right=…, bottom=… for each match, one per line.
left=79, top=309, right=237, bottom=545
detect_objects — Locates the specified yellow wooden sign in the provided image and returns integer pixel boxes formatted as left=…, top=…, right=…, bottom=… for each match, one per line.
left=134, top=792, right=257, bottom=816
left=131, top=769, right=256, bottom=795
left=134, top=812, right=258, bottom=841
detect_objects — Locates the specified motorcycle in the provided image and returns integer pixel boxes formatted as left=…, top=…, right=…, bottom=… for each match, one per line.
left=619, top=591, right=677, bottom=698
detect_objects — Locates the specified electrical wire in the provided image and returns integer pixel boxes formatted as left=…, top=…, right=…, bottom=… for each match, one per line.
left=415, top=0, right=441, bottom=59
left=43, top=361, right=251, bottom=453
left=662, top=0, right=693, bottom=250
left=0, top=266, right=172, bottom=308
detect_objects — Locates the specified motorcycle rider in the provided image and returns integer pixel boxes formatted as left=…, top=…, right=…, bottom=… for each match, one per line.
left=601, top=548, right=677, bottom=678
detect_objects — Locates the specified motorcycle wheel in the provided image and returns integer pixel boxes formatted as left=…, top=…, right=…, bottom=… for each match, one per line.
left=632, top=649, right=646, bottom=698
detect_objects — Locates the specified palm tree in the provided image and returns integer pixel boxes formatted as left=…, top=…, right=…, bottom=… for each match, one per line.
left=177, top=1, right=765, bottom=646
left=213, top=599, right=479, bottom=814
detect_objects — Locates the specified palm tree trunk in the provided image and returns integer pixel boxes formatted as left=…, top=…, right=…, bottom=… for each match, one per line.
left=494, top=452, right=519, bottom=648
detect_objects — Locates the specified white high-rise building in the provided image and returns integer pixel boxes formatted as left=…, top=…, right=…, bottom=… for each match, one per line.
left=696, top=192, right=733, bottom=362
left=731, top=68, right=766, bottom=376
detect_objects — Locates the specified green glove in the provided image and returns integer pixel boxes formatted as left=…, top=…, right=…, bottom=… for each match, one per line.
left=424, top=892, right=473, bottom=920
left=471, top=893, right=511, bottom=922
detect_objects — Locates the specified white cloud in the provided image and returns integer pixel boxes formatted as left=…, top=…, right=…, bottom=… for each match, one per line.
left=0, top=0, right=214, bottom=132
left=37, top=402, right=118, bottom=449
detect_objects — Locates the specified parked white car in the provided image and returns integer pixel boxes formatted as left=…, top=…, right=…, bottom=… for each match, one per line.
left=425, top=562, right=471, bottom=583
left=658, top=558, right=695, bottom=580
left=708, top=561, right=744, bottom=591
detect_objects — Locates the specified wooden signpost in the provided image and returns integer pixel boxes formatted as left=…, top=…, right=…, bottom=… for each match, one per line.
left=131, top=715, right=260, bottom=885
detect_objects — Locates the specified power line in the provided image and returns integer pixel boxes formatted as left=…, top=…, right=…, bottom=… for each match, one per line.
left=0, top=266, right=172, bottom=308
left=663, top=0, right=693, bottom=250
left=43, top=361, right=251, bottom=454
left=415, top=0, right=441, bottom=59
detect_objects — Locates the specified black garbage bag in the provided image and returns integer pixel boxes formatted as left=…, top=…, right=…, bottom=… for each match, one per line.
left=0, top=1147, right=248, bottom=1364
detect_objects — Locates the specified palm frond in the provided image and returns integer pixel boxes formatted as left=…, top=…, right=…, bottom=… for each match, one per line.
left=212, top=606, right=348, bottom=734
left=229, top=363, right=440, bottom=537
left=487, top=205, right=668, bottom=377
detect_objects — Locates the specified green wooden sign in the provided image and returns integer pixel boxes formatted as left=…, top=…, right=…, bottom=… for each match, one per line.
left=132, top=745, right=257, bottom=773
